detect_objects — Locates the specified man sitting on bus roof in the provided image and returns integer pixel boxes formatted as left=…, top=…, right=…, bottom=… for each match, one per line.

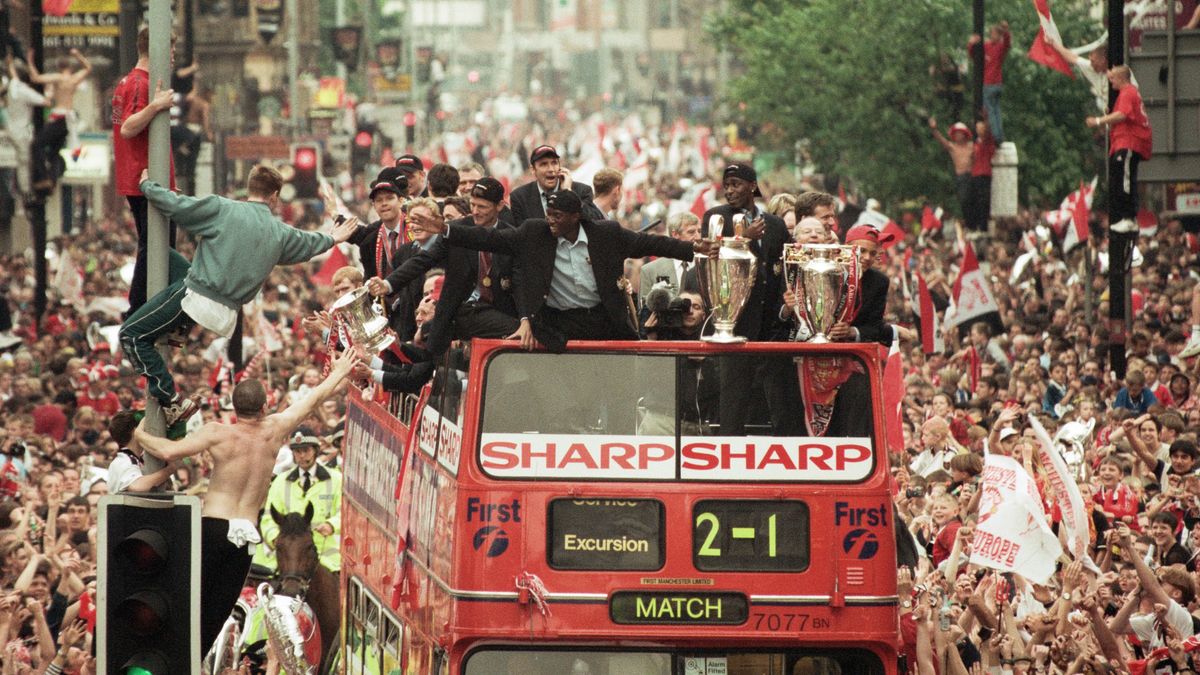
left=410, top=189, right=719, bottom=351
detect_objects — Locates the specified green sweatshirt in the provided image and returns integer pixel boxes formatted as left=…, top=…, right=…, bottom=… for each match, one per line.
left=141, top=180, right=334, bottom=309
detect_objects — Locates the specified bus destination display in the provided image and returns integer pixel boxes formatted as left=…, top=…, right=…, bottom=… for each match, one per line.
left=693, top=500, right=809, bottom=572
left=610, top=590, right=749, bottom=625
left=549, top=499, right=664, bottom=570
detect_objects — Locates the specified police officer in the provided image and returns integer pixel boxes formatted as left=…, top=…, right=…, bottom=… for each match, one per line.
left=254, top=426, right=342, bottom=574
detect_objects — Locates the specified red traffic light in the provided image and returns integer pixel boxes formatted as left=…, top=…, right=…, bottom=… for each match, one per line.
left=403, top=112, right=417, bottom=127
left=115, top=529, right=167, bottom=575
left=354, top=131, right=373, bottom=148
left=116, top=590, right=169, bottom=636
left=294, top=147, right=318, bottom=171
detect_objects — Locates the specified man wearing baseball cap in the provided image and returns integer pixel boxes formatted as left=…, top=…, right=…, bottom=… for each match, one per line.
left=366, top=176, right=520, bottom=357
left=254, top=426, right=343, bottom=575
left=509, top=144, right=603, bottom=226
left=346, top=167, right=424, bottom=339
left=841, top=224, right=896, bottom=345
left=395, top=153, right=428, bottom=197
left=413, top=188, right=717, bottom=349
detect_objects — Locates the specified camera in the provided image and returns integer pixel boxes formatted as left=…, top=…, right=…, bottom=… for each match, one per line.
left=6, top=439, right=26, bottom=456
left=645, top=281, right=692, bottom=330
left=905, top=487, right=924, bottom=498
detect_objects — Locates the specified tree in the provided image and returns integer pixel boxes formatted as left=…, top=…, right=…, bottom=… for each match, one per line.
left=710, top=0, right=1103, bottom=210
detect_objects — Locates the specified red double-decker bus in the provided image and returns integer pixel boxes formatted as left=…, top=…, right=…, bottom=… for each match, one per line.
left=339, top=340, right=899, bottom=675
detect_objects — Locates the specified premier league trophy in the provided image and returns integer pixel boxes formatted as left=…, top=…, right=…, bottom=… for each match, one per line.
left=695, top=237, right=759, bottom=343
left=784, top=244, right=860, bottom=343
left=330, top=286, right=395, bottom=352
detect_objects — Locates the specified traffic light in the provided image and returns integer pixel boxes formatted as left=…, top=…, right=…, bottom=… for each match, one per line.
left=351, top=126, right=374, bottom=176
left=98, top=494, right=201, bottom=675
left=289, top=143, right=321, bottom=200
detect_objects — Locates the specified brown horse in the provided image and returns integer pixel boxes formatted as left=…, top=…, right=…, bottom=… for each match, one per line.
left=270, top=504, right=341, bottom=674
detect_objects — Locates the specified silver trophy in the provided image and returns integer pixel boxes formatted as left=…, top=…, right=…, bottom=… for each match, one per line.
left=786, top=244, right=858, bottom=343
left=330, top=286, right=395, bottom=353
left=695, top=237, right=759, bottom=343
left=256, top=583, right=320, bottom=675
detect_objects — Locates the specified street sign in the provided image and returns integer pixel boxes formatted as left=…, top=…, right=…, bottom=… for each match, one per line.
left=1178, top=193, right=1200, bottom=214
left=223, top=135, right=292, bottom=161
left=42, top=0, right=119, bottom=50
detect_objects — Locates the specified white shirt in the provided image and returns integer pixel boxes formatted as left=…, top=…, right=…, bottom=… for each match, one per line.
left=1130, top=598, right=1195, bottom=648
left=910, top=447, right=958, bottom=478
left=5, top=79, right=48, bottom=147
left=182, top=289, right=238, bottom=338
left=107, top=450, right=144, bottom=493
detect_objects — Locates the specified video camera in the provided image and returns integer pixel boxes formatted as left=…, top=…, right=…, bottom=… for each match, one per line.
left=645, top=280, right=693, bottom=330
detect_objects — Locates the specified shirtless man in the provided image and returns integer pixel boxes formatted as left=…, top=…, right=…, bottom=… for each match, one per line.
left=133, top=350, right=356, bottom=655
left=928, top=116, right=974, bottom=226
left=26, top=47, right=92, bottom=193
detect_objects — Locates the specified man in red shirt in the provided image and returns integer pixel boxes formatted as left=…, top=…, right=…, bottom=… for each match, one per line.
left=112, top=27, right=175, bottom=316
left=1087, top=65, right=1152, bottom=233
left=968, top=20, right=1010, bottom=143
left=967, top=118, right=996, bottom=231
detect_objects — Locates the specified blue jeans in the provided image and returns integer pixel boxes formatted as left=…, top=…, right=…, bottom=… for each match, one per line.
left=983, top=84, right=1004, bottom=142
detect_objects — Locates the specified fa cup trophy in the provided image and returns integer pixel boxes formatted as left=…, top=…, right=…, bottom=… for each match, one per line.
left=330, top=287, right=395, bottom=353
left=783, top=244, right=860, bottom=343
left=695, top=236, right=759, bottom=343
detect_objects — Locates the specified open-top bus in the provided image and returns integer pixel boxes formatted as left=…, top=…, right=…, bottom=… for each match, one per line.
left=340, top=339, right=899, bottom=675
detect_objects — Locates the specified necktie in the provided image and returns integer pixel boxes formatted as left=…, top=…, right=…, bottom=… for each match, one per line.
left=541, top=192, right=549, bottom=214
left=301, top=471, right=312, bottom=492
left=387, top=231, right=398, bottom=263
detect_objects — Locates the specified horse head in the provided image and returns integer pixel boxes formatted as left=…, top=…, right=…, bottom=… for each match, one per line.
left=271, top=503, right=318, bottom=598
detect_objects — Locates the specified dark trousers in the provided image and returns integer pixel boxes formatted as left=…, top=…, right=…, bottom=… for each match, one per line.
left=719, top=354, right=802, bottom=436
left=428, top=302, right=519, bottom=355
left=535, top=305, right=622, bottom=352
left=126, top=195, right=179, bottom=316
left=30, top=116, right=67, bottom=187
left=967, top=175, right=991, bottom=230
left=1109, top=149, right=1141, bottom=223
left=954, top=173, right=973, bottom=225
left=200, top=517, right=252, bottom=658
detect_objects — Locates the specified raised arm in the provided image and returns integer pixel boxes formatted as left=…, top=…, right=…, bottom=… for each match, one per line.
left=928, top=117, right=953, bottom=151
left=135, top=422, right=219, bottom=462
left=272, top=350, right=355, bottom=430
left=1048, top=38, right=1082, bottom=66
left=1115, top=524, right=1174, bottom=607
left=1122, top=416, right=1158, bottom=474
left=69, top=48, right=92, bottom=82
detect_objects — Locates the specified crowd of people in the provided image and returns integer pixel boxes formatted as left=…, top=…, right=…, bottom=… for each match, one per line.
left=0, top=11, right=1194, bottom=675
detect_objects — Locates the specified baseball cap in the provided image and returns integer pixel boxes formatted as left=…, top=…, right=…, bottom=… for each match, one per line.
left=395, top=154, right=424, bottom=173
left=370, top=167, right=408, bottom=197
left=998, top=428, right=1018, bottom=441
left=289, top=426, right=321, bottom=449
left=949, top=123, right=972, bottom=139
left=723, top=163, right=762, bottom=196
left=546, top=190, right=582, bottom=215
left=529, top=144, right=559, bottom=166
left=845, top=224, right=897, bottom=246
left=470, top=176, right=505, bottom=204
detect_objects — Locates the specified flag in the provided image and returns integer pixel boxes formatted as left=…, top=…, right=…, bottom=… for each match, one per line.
left=920, top=206, right=943, bottom=233
left=312, top=245, right=350, bottom=286
left=1137, top=208, right=1158, bottom=237
left=1028, top=0, right=1075, bottom=78
left=1028, top=415, right=1099, bottom=572
left=950, top=241, right=1001, bottom=328
left=854, top=208, right=891, bottom=231
left=43, top=0, right=72, bottom=16
left=882, top=335, right=905, bottom=455
left=881, top=220, right=906, bottom=249
left=1047, top=177, right=1096, bottom=248
left=1063, top=179, right=1093, bottom=253
left=971, top=455, right=1062, bottom=582
left=915, top=272, right=942, bottom=355
left=689, top=183, right=718, bottom=221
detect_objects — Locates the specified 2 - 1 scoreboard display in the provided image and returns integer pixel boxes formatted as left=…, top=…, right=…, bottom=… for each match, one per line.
left=692, top=500, right=809, bottom=572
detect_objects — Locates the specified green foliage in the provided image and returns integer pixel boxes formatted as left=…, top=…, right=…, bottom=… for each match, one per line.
left=711, top=0, right=1105, bottom=209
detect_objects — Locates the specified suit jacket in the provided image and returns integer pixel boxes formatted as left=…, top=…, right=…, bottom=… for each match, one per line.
left=347, top=220, right=422, bottom=340
left=508, top=181, right=603, bottom=226
left=446, top=218, right=695, bottom=338
left=852, top=268, right=892, bottom=346
left=699, top=204, right=789, bottom=341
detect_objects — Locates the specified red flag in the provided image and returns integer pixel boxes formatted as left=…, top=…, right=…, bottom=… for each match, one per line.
left=951, top=241, right=1000, bottom=327
left=1028, top=0, right=1075, bottom=78
left=1137, top=208, right=1158, bottom=237
left=883, top=336, right=905, bottom=455
left=43, top=0, right=72, bottom=16
left=1071, top=180, right=1090, bottom=245
left=921, top=206, right=942, bottom=233
left=917, top=272, right=937, bottom=355
left=312, top=245, right=350, bottom=286
left=882, top=220, right=906, bottom=249
left=690, top=184, right=716, bottom=220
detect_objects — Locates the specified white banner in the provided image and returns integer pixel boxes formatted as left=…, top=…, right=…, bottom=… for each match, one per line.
left=970, top=455, right=1061, bottom=582
left=1029, top=415, right=1098, bottom=571
left=479, top=434, right=873, bottom=482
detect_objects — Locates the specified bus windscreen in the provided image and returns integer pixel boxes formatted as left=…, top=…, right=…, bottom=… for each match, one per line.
left=479, top=351, right=876, bottom=482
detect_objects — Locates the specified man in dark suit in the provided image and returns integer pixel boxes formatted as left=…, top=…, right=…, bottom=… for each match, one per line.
left=698, top=164, right=792, bottom=435
left=837, top=224, right=895, bottom=346
left=345, top=168, right=423, bottom=340
left=508, top=145, right=603, bottom=225
left=366, top=177, right=519, bottom=357
left=415, top=190, right=716, bottom=350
